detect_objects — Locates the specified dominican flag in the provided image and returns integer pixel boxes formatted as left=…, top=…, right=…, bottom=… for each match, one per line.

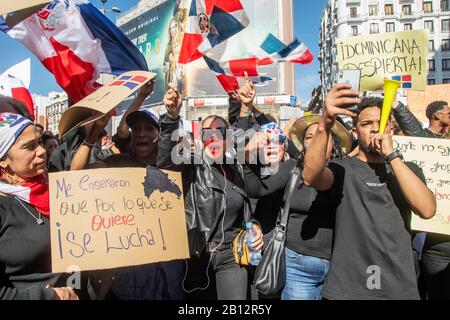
left=255, top=33, right=314, bottom=66
left=391, top=75, right=412, bottom=89
left=178, top=0, right=249, bottom=64
left=0, top=74, right=35, bottom=120
left=1, top=0, right=148, bottom=103
left=203, top=56, right=273, bottom=93
left=111, top=75, right=149, bottom=90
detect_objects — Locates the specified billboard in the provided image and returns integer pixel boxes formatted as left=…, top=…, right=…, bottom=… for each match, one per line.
left=118, top=0, right=188, bottom=105
left=117, top=0, right=283, bottom=106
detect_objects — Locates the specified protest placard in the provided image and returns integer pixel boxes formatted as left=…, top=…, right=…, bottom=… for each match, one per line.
left=0, top=0, right=50, bottom=16
left=337, top=30, right=428, bottom=91
left=49, top=167, right=189, bottom=273
left=393, top=136, right=450, bottom=235
left=58, top=71, right=156, bottom=136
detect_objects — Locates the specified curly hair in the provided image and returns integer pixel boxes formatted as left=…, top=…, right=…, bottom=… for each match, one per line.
left=352, top=97, right=384, bottom=127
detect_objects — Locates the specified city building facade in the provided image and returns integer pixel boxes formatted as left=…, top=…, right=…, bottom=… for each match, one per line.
left=319, top=0, right=450, bottom=99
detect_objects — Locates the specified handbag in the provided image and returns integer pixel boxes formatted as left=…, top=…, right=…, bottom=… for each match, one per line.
left=232, top=229, right=250, bottom=266
left=252, top=166, right=301, bottom=295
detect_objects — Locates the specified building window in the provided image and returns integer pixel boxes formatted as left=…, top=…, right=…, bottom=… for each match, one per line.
left=424, top=1, right=433, bottom=13
left=404, top=23, right=412, bottom=31
left=351, top=25, right=358, bottom=36
left=370, top=23, right=379, bottom=34
left=425, top=20, right=434, bottom=32
left=369, top=4, right=378, bottom=16
left=444, top=78, right=450, bottom=84
left=429, top=59, right=436, bottom=71
left=443, top=0, right=450, bottom=12
left=429, top=40, right=435, bottom=51
left=428, top=79, right=436, bottom=85
left=386, top=22, right=395, bottom=33
left=443, top=39, right=450, bottom=50
left=350, top=7, right=358, bottom=18
left=402, top=5, right=412, bottom=15
left=442, top=19, right=450, bottom=32
left=385, top=4, right=394, bottom=15
left=443, top=58, right=450, bottom=70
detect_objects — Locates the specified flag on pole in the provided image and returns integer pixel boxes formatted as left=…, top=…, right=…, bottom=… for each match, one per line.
left=203, top=56, right=273, bottom=93
left=255, top=33, right=314, bottom=66
left=178, top=0, right=249, bottom=64
left=1, top=0, right=148, bottom=103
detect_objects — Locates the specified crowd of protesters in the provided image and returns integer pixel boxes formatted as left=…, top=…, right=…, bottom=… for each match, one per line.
left=0, top=74, right=448, bottom=300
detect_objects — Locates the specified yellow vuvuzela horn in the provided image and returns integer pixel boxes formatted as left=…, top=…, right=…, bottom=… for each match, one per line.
left=379, top=79, right=401, bottom=134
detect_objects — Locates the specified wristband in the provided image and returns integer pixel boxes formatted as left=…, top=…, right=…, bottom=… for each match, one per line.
left=82, top=140, right=95, bottom=148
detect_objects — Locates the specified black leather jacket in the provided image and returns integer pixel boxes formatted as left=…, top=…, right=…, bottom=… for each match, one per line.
left=393, top=102, right=440, bottom=138
left=157, top=115, right=253, bottom=257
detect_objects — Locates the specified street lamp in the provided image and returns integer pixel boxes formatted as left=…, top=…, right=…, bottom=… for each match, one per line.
left=100, top=0, right=121, bottom=15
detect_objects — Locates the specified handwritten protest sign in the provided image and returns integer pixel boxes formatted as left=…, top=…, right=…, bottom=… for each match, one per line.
left=337, top=30, right=428, bottom=91
left=59, top=71, right=156, bottom=136
left=407, top=84, right=450, bottom=123
left=49, top=167, right=189, bottom=273
left=0, top=0, right=50, bottom=15
left=393, top=136, right=450, bottom=235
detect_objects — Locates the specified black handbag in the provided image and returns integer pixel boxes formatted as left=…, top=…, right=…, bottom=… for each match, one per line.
left=252, top=166, right=301, bottom=295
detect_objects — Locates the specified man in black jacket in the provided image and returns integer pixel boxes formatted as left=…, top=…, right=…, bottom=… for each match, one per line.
left=392, top=100, right=449, bottom=138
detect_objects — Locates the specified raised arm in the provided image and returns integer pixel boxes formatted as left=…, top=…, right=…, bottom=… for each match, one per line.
left=303, top=84, right=360, bottom=191
left=157, top=83, right=184, bottom=168
left=369, top=133, right=436, bottom=219
left=117, top=80, right=155, bottom=140
left=70, top=113, right=111, bottom=170
left=391, top=101, right=430, bottom=138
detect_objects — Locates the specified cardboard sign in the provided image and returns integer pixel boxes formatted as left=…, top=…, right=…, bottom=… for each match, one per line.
left=49, top=167, right=189, bottom=273
left=0, top=0, right=50, bottom=15
left=393, top=136, right=450, bottom=235
left=59, top=71, right=156, bottom=136
left=406, top=84, right=450, bottom=123
left=337, top=30, right=428, bottom=91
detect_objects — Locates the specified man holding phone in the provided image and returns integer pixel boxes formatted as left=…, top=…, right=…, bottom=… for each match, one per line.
left=302, top=84, right=436, bottom=299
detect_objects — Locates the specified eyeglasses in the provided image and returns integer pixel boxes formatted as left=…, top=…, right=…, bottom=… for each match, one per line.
left=201, top=127, right=227, bottom=141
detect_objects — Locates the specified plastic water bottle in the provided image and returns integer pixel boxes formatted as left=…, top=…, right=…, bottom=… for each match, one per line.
left=245, top=222, right=262, bottom=266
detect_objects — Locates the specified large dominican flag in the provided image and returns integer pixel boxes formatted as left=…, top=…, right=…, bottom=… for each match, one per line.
left=1, top=0, right=148, bottom=103
left=178, top=0, right=249, bottom=64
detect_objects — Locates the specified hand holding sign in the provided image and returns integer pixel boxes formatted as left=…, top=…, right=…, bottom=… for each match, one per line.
left=59, top=71, right=157, bottom=137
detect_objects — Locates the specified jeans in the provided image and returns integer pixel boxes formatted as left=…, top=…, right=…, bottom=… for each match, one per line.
left=422, top=253, right=450, bottom=300
left=281, top=247, right=330, bottom=300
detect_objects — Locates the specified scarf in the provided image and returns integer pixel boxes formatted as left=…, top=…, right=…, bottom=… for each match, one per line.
left=0, top=174, right=50, bottom=216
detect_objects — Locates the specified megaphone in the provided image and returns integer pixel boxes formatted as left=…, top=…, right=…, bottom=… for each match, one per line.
left=379, top=79, right=401, bottom=134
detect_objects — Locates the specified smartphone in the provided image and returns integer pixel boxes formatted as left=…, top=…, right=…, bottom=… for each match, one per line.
left=337, top=69, right=361, bottom=91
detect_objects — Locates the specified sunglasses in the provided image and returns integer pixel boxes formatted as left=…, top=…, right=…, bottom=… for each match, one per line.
left=201, top=127, right=227, bottom=141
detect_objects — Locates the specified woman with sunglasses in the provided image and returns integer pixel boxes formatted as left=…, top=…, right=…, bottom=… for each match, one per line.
left=158, top=84, right=263, bottom=300
left=244, top=114, right=351, bottom=300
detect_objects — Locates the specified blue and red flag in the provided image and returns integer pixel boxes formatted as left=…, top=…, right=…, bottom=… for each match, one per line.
left=178, top=0, right=249, bottom=64
left=1, top=0, right=148, bottom=103
left=391, top=75, right=412, bottom=89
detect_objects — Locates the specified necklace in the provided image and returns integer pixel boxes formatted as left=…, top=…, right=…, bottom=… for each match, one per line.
left=15, top=197, right=44, bottom=225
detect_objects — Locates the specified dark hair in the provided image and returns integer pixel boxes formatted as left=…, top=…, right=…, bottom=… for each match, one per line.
left=41, top=131, right=58, bottom=144
left=425, top=100, right=448, bottom=120
left=202, top=115, right=230, bottom=128
left=265, top=113, right=277, bottom=124
left=35, top=123, right=44, bottom=131
left=0, top=96, right=33, bottom=120
left=300, top=126, right=344, bottom=162
left=352, top=97, right=384, bottom=127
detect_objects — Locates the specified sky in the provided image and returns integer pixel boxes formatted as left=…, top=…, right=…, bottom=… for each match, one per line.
left=0, top=0, right=328, bottom=104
